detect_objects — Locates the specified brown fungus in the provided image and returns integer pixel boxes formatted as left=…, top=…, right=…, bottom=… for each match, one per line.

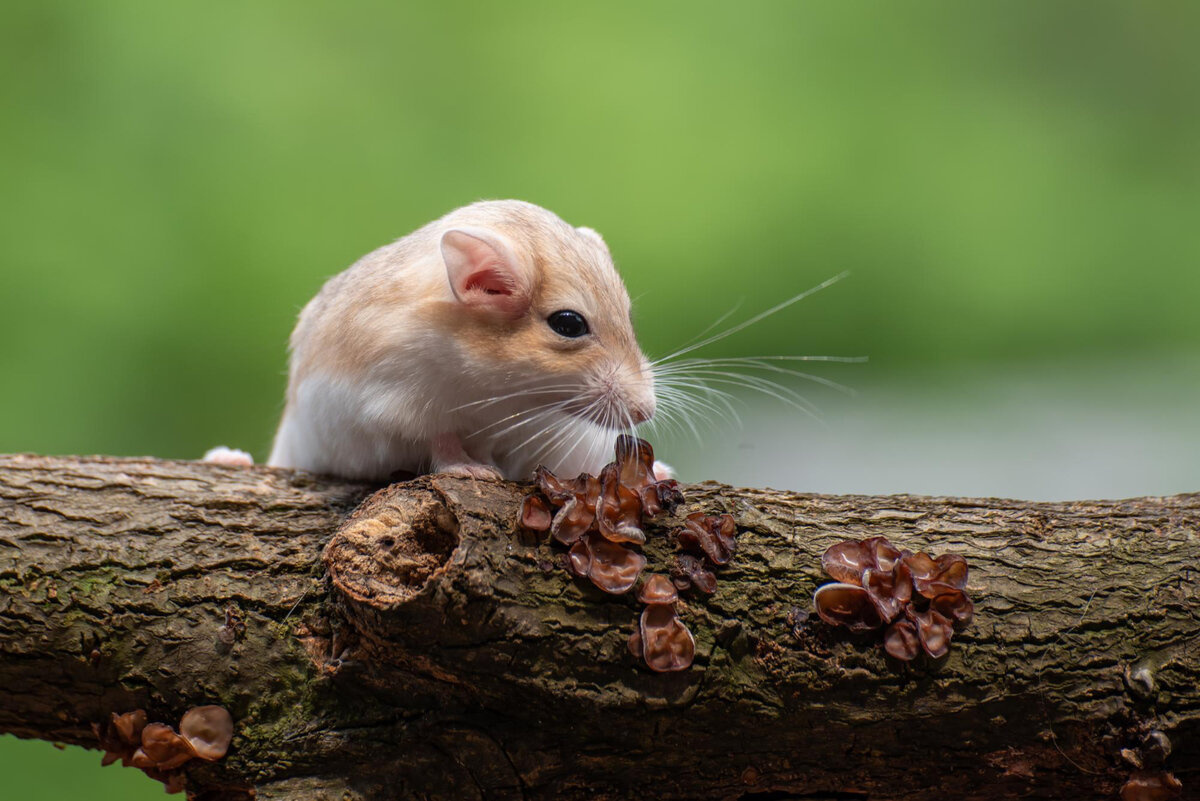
left=814, top=535, right=974, bottom=664
left=637, top=573, right=679, bottom=605
left=641, top=478, right=684, bottom=517
left=134, top=723, right=196, bottom=771
left=863, top=566, right=911, bottom=623
left=902, top=551, right=968, bottom=596
left=821, top=536, right=903, bottom=584
left=519, top=494, right=552, bottom=532
left=671, top=554, right=717, bottom=595
left=565, top=538, right=591, bottom=577
left=581, top=533, right=645, bottom=595
left=614, top=433, right=656, bottom=492
left=813, top=583, right=882, bottom=631
left=913, top=609, right=953, bottom=659
left=1121, top=771, right=1183, bottom=801
left=550, top=496, right=594, bottom=546
left=637, top=603, right=695, bottom=672
left=179, top=705, right=234, bottom=762
left=94, top=709, right=148, bottom=767
left=930, top=586, right=975, bottom=629
left=675, top=512, right=737, bottom=565
left=883, top=619, right=920, bottom=661
left=533, top=465, right=576, bottom=505
left=597, top=462, right=646, bottom=545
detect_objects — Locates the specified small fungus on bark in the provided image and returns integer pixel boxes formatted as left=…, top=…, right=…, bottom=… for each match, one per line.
left=1121, top=771, right=1183, bottom=801
left=813, top=583, right=882, bottom=631
left=520, top=494, right=552, bottom=532
left=93, top=709, right=148, bottom=767
left=581, top=534, right=646, bottom=595
left=550, top=496, right=594, bottom=546
left=179, top=705, right=234, bottom=761
left=671, top=554, right=717, bottom=595
left=133, top=723, right=195, bottom=771
left=637, top=604, right=695, bottom=672
left=674, top=512, right=737, bottom=566
left=597, top=462, right=646, bottom=545
left=883, top=619, right=920, bottom=661
left=637, top=573, right=679, bottom=605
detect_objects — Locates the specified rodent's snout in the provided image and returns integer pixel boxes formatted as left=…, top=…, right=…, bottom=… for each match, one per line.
left=629, top=395, right=654, bottom=424
left=583, top=358, right=656, bottom=430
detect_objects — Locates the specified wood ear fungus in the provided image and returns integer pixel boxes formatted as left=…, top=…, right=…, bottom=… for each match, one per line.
left=520, top=494, right=552, bottom=532
left=814, top=536, right=975, bottom=664
left=520, top=437, right=733, bottom=674
left=671, top=554, right=717, bottom=595
left=179, top=705, right=234, bottom=761
left=674, top=512, right=737, bottom=566
left=94, top=705, right=234, bottom=794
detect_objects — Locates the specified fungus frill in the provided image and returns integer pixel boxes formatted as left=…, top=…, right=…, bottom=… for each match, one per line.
left=1120, top=771, right=1183, bottom=801
left=93, top=709, right=148, bottom=767
left=132, top=723, right=195, bottom=771
left=671, top=554, right=717, bottom=595
left=814, top=536, right=975, bottom=664
left=519, top=494, right=552, bottom=532
left=628, top=573, right=695, bottom=672
left=674, top=512, right=737, bottom=566
left=812, top=583, right=881, bottom=631
left=179, top=705, right=234, bottom=761
left=566, top=532, right=647, bottom=595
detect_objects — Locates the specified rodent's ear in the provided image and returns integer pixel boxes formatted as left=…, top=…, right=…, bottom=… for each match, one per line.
left=440, top=227, right=530, bottom=318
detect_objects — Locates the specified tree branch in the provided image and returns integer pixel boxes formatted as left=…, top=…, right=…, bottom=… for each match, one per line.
left=0, top=454, right=1196, bottom=800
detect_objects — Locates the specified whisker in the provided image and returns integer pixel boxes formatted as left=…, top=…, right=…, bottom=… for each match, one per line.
left=470, top=398, right=575, bottom=439
left=450, top=383, right=581, bottom=413
left=651, top=272, right=849, bottom=366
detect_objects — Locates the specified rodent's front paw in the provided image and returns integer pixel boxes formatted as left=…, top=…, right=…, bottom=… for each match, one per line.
left=438, top=462, right=505, bottom=481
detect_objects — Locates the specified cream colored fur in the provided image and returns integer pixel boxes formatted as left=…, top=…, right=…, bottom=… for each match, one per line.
left=268, top=200, right=656, bottom=481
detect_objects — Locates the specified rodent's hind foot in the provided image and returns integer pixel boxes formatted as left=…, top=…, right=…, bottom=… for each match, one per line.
left=437, top=462, right=505, bottom=481
left=202, top=446, right=254, bottom=467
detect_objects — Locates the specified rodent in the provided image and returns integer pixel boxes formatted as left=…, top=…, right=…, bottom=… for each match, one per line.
left=264, top=200, right=657, bottom=482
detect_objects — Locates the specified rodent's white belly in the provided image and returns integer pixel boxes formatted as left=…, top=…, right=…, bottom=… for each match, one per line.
left=268, top=371, right=615, bottom=481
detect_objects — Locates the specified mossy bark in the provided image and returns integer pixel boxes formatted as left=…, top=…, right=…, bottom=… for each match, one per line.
left=0, top=454, right=1196, bottom=800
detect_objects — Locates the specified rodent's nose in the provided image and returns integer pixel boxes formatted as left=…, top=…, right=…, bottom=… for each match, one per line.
left=630, top=400, right=654, bottom=425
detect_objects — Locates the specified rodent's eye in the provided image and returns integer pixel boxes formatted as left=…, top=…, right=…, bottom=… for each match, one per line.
left=547, top=310, right=590, bottom=338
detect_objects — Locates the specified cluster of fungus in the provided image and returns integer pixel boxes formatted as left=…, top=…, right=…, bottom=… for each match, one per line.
left=93, top=706, right=233, bottom=794
left=670, top=512, right=737, bottom=594
left=520, top=435, right=682, bottom=595
left=523, top=435, right=738, bottom=672
left=813, top=536, right=974, bottom=662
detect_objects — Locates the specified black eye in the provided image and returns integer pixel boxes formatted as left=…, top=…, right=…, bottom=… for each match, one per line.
left=547, top=310, right=589, bottom=338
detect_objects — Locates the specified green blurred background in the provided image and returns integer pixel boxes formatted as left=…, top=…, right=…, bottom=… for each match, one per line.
left=2, top=1, right=1197, bottom=796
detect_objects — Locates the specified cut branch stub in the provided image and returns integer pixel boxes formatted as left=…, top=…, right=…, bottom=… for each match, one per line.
left=325, top=484, right=460, bottom=609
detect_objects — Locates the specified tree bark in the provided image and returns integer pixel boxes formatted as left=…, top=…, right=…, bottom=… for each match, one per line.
left=0, top=453, right=1196, bottom=800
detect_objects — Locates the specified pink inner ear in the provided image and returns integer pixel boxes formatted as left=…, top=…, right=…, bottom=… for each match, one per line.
left=442, top=228, right=530, bottom=317
left=464, top=268, right=514, bottom=296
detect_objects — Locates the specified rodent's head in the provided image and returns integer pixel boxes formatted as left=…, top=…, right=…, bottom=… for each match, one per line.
left=434, top=200, right=655, bottom=432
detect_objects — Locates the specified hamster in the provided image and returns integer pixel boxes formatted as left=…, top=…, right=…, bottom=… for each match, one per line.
left=266, top=200, right=657, bottom=482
